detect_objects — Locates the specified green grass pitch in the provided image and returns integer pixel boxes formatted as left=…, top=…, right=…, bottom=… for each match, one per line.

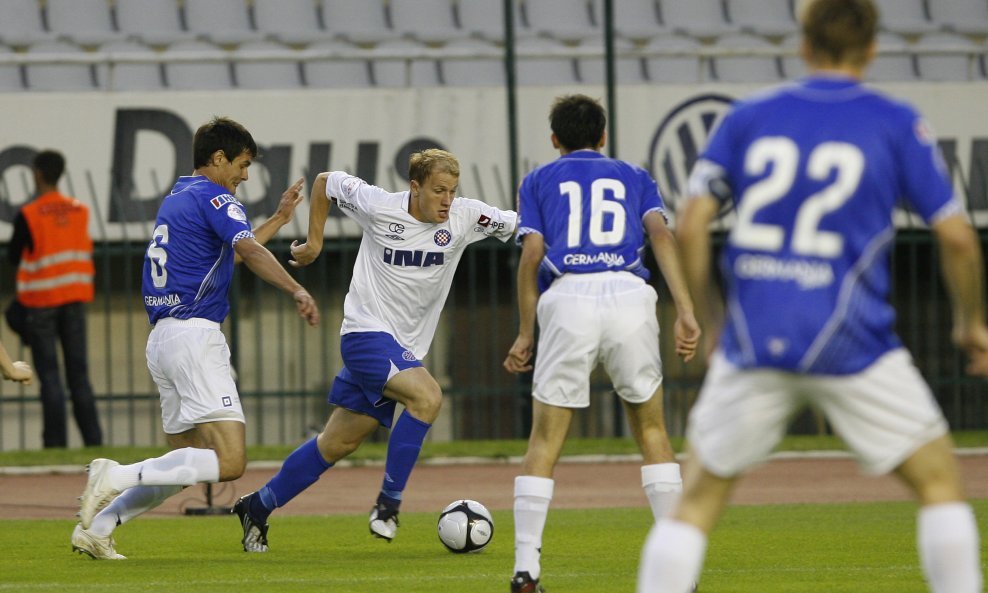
left=3, top=500, right=987, bottom=592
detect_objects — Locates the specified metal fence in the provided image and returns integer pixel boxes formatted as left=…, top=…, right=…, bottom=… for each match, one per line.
left=0, top=227, right=985, bottom=451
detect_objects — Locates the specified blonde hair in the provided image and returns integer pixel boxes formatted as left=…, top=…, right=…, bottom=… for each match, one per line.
left=408, top=149, right=460, bottom=184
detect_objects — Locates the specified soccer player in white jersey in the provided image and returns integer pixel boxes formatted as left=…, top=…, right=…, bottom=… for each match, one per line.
left=503, top=95, right=701, bottom=593
left=232, top=149, right=517, bottom=551
left=638, top=2, right=988, bottom=592
left=71, top=117, right=320, bottom=560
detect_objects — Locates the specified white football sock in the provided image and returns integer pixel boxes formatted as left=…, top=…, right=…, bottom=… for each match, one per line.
left=109, top=448, right=220, bottom=490
left=918, top=502, right=982, bottom=593
left=641, top=463, right=683, bottom=521
left=89, top=484, right=184, bottom=537
left=637, top=519, right=706, bottom=593
left=513, top=475, right=554, bottom=580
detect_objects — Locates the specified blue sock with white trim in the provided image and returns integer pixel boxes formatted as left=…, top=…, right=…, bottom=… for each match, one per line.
left=251, top=437, right=332, bottom=521
left=380, top=410, right=432, bottom=504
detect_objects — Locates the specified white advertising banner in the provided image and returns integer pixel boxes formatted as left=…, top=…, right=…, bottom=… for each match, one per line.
left=0, top=82, right=985, bottom=240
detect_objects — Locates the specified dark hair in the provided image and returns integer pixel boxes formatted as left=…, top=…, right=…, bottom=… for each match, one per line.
left=408, top=148, right=460, bottom=184
left=549, top=94, right=606, bottom=151
left=192, top=116, right=258, bottom=169
left=32, top=150, right=65, bottom=186
left=801, top=0, right=877, bottom=68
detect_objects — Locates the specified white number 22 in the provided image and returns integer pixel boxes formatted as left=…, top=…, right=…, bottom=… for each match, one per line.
left=732, top=138, right=864, bottom=259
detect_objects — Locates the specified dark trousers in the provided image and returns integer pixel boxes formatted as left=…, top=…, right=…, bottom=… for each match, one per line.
left=23, top=302, right=102, bottom=448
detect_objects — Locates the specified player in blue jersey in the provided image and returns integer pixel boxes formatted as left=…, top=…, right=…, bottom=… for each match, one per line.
left=638, top=2, right=988, bottom=592
left=503, top=95, right=701, bottom=593
left=72, top=117, right=320, bottom=560
left=231, top=149, right=517, bottom=552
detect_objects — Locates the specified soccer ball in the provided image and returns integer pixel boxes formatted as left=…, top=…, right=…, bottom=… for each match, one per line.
left=437, top=499, right=494, bottom=553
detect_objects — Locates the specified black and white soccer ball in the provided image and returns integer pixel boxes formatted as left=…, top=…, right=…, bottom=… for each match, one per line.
left=437, top=499, right=494, bottom=553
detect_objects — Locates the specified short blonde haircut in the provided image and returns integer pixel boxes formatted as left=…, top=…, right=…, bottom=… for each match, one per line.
left=408, top=149, right=460, bottom=184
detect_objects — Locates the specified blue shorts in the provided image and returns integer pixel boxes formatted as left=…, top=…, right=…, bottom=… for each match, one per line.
left=328, top=331, right=422, bottom=428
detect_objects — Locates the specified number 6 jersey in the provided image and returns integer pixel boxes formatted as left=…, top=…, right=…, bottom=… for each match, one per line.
left=687, top=76, right=962, bottom=375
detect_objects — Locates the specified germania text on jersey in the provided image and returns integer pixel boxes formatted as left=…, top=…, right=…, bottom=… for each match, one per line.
left=562, top=252, right=626, bottom=267
left=144, top=294, right=181, bottom=307
left=733, top=254, right=834, bottom=289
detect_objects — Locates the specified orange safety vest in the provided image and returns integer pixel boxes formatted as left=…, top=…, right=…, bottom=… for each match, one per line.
left=16, top=191, right=95, bottom=307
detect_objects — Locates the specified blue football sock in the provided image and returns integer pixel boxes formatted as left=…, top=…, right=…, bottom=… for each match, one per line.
left=256, top=437, right=333, bottom=520
left=381, top=410, right=431, bottom=503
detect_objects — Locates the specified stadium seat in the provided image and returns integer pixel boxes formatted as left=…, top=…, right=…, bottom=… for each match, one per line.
left=867, top=32, right=918, bottom=81
left=46, top=0, right=127, bottom=46
left=727, top=0, right=798, bottom=38
left=371, top=39, right=443, bottom=87
left=24, top=41, right=100, bottom=91
left=659, top=0, right=740, bottom=40
left=303, top=40, right=374, bottom=88
left=0, top=0, right=57, bottom=46
left=322, top=0, right=392, bottom=45
left=643, top=34, right=703, bottom=84
left=611, top=0, right=670, bottom=43
left=389, top=0, right=467, bottom=45
left=233, top=41, right=304, bottom=89
left=576, top=38, right=648, bottom=85
left=252, top=0, right=326, bottom=46
left=98, top=40, right=165, bottom=91
left=914, top=32, right=981, bottom=81
left=115, top=0, right=197, bottom=47
left=515, top=37, right=581, bottom=85
left=928, top=0, right=988, bottom=35
left=183, top=0, right=266, bottom=46
left=162, top=40, right=234, bottom=90
left=458, top=0, right=531, bottom=42
left=779, top=33, right=808, bottom=79
left=440, top=38, right=505, bottom=87
left=872, top=0, right=939, bottom=35
left=524, top=0, right=599, bottom=43
left=0, top=46, right=25, bottom=92
left=710, top=33, right=784, bottom=83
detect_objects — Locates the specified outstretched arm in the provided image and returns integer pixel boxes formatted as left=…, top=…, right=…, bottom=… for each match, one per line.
left=234, top=237, right=320, bottom=327
left=933, top=214, right=988, bottom=376
left=503, top=233, right=543, bottom=374
left=234, top=177, right=304, bottom=264
left=645, top=211, right=700, bottom=362
left=290, top=172, right=332, bottom=268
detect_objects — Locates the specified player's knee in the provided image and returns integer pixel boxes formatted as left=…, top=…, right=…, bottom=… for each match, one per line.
left=217, top=456, right=246, bottom=482
left=407, top=384, right=442, bottom=423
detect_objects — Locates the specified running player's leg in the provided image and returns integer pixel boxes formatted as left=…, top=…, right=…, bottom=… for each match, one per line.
left=624, top=391, right=681, bottom=521
left=514, top=401, right=573, bottom=583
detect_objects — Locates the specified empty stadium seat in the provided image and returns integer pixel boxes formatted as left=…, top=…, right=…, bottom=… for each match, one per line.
left=162, top=40, right=234, bottom=90
left=710, top=33, right=784, bottom=83
left=659, top=0, right=740, bottom=39
left=872, top=0, right=939, bottom=35
left=0, top=0, right=56, bottom=46
left=643, top=34, right=703, bottom=84
left=779, top=33, right=808, bottom=79
left=98, top=40, right=165, bottom=91
left=524, top=0, right=599, bottom=43
left=914, top=32, right=981, bottom=81
left=303, top=40, right=374, bottom=88
left=928, top=0, right=988, bottom=35
left=24, top=41, right=99, bottom=91
left=47, top=0, right=126, bottom=46
left=611, top=0, right=669, bottom=43
left=440, top=38, right=505, bottom=86
left=233, top=40, right=304, bottom=89
left=389, top=0, right=467, bottom=45
left=577, top=38, right=648, bottom=85
left=868, top=33, right=918, bottom=81
left=115, top=0, right=197, bottom=46
left=458, top=0, right=530, bottom=42
left=515, top=37, right=580, bottom=85
left=322, top=0, right=392, bottom=45
left=184, top=0, right=266, bottom=46
left=0, top=46, right=25, bottom=91
left=371, top=39, right=443, bottom=87
left=728, top=0, right=798, bottom=38
left=252, top=0, right=326, bottom=45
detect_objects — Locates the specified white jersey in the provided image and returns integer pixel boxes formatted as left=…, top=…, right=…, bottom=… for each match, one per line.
left=326, top=171, right=517, bottom=359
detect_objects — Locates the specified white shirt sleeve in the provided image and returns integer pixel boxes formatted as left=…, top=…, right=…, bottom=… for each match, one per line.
left=324, top=171, right=387, bottom=227
left=452, top=197, right=518, bottom=244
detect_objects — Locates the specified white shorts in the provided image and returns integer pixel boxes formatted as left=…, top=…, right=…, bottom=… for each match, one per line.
left=146, top=317, right=244, bottom=434
left=532, top=272, right=662, bottom=408
left=687, top=348, right=949, bottom=477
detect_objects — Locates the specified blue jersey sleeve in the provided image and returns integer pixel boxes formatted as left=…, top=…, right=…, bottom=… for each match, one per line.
left=893, top=109, right=957, bottom=223
left=517, top=172, right=545, bottom=241
left=200, top=193, right=254, bottom=245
